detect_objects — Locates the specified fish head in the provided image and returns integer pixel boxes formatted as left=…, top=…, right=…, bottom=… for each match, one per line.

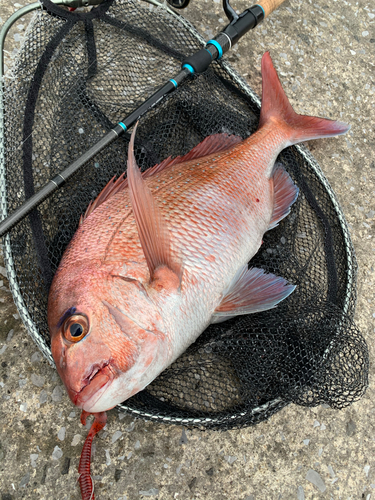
left=48, top=260, right=169, bottom=413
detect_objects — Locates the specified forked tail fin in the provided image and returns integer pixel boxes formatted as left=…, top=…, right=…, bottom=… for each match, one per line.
left=259, top=52, right=350, bottom=145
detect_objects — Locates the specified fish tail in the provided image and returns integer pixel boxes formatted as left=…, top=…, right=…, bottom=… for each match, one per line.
left=259, top=52, right=350, bottom=145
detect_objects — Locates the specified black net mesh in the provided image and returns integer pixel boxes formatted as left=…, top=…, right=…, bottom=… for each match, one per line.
left=1, top=0, right=368, bottom=430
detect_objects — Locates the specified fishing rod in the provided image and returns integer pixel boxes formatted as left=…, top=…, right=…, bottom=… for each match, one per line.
left=0, top=0, right=286, bottom=238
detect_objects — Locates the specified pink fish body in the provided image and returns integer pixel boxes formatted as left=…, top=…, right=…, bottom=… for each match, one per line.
left=47, top=52, right=350, bottom=414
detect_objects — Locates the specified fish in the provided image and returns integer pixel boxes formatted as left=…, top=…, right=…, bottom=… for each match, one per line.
left=47, top=51, right=350, bottom=415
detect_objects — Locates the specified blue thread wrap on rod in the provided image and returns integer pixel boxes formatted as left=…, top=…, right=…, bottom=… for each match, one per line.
left=206, top=39, right=223, bottom=59
left=256, top=3, right=265, bottom=16
left=182, top=63, right=195, bottom=74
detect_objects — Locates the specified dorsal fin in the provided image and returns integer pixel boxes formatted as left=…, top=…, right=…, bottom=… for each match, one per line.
left=142, top=133, right=242, bottom=181
left=174, top=133, right=243, bottom=163
left=79, top=133, right=242, bottom=225
left=79, top=173, right=128, bottom=224
left=127, top=123, right=182, bottom=283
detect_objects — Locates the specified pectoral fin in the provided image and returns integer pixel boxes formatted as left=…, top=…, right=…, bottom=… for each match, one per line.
left=211, top=266, right=295, bottom=323
left=127, top=123, right=182, bottom=287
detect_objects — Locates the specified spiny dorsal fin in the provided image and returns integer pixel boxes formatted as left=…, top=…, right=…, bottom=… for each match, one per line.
left=268, top=163, right=299, bottom=230
left=80, top=133, right=242, bottom=224
left=211, top=265, right=295, bottom=323
left=172, top=133, right=243, bottom=163
left=79, top=173, right=128, bottom=225
left=144, top=133, right=242, bottom=179
left=127, top=123, right=182, bottom=284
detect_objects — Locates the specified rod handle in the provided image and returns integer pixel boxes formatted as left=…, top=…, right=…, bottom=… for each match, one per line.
left=257, top=0, right=287, bottom=18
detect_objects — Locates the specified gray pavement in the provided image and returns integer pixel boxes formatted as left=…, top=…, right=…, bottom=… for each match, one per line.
left=0, top=0, right=374, bottom=498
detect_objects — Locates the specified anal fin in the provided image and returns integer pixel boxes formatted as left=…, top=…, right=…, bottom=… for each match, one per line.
left=211, top=266, right=295, bottom=324
left=268, top=163, right=299, bottom=230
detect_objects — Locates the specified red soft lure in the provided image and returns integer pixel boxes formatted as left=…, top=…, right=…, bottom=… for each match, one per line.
left=78, top=411, right=107, bottom=500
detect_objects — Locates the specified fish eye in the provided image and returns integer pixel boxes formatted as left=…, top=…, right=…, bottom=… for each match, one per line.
left=70, top=323, right=83, bottom=337
left=62, top=314, right=89, bottom=343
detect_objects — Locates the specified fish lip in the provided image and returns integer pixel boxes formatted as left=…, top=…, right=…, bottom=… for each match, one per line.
left=81, top=360, right=111, bottom=389
left=71, top=359, right=116, bottom=406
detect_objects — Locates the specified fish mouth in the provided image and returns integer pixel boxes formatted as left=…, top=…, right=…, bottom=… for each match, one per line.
left=72, top=360, right=115, bottom=410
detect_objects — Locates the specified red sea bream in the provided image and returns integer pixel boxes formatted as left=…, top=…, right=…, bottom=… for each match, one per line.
left=47, top=52, right=350, bottom=415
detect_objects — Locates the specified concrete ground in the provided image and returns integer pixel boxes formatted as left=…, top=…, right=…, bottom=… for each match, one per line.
left=0, top=0, right=374, bottom=499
